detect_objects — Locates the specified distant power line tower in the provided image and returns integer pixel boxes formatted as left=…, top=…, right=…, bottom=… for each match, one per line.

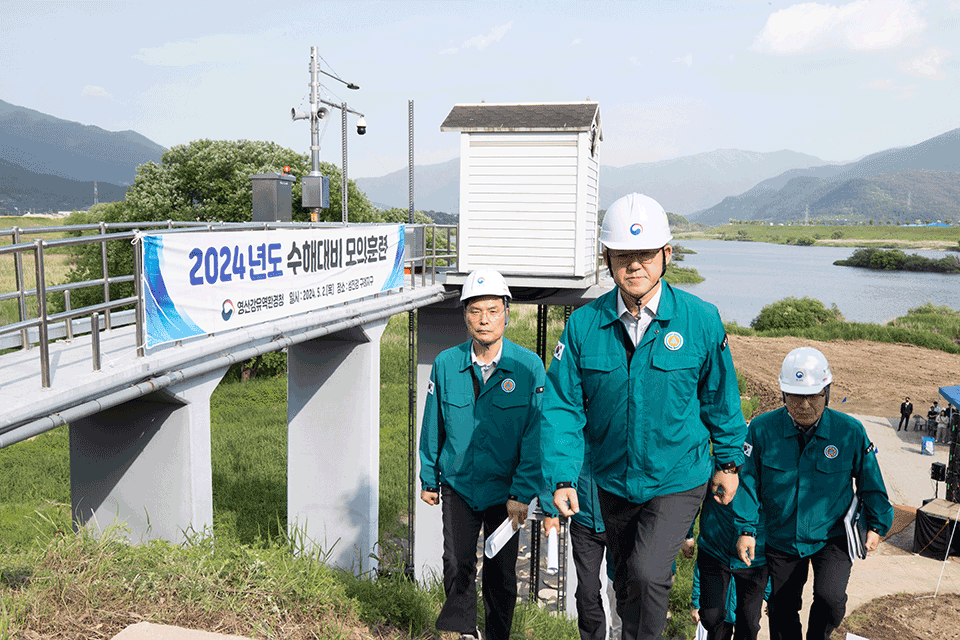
left=94, top=181, right=99, bottom=206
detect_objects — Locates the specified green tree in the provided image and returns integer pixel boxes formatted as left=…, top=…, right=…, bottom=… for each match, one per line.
left=123, top=139, right=373, bottom=224
left=751, top=297, right=843, bottom=331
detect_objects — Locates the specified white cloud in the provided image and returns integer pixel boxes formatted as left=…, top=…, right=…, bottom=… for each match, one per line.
left=571, top=38, right=582, bottom=46
left=441, top=22, right=513, bottom=55
left=628, top=56, right=641, bottom=66
left=900, top=46, right=949, bottom=77
left=750, top=0, right=925, bottom=55
left=81, top=85, right=114, bottom=99
left=135, top=34, right=266, bottom=66
left=863, top=77, right=895, bottom=89
left=674, top=53, right=693, bottom=67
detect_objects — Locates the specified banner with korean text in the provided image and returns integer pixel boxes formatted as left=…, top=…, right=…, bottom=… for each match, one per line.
left=141, top=225, right=405, bottom=348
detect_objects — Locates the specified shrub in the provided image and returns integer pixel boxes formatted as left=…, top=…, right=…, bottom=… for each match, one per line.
left=795, top=236, right=815, bottom=246
left=751, top=297, right=842, bottom=331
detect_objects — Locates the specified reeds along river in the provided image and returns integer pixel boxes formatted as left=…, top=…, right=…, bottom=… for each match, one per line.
left=672, top=241, right=959, bottom=326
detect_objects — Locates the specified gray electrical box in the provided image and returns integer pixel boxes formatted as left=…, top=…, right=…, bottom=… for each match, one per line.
left=251, top=172, right=297, bottom=222
left=302, top=174, right=330, bottom=209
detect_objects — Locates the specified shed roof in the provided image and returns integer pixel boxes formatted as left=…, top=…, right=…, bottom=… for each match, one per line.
left=440, top=102, right=600, bottom=132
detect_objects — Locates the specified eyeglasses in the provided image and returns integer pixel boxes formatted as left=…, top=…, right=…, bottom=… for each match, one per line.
left=608, top=248, right=662, bottom=265
left=784, top=390, right=827, bottom=403
left=467, top=307, right=505, bottom=321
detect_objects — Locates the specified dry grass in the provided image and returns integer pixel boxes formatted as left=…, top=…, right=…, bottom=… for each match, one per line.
left=1, top=218, right=77, bottom=328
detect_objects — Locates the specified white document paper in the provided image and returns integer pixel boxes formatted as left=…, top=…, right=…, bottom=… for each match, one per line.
left=695, top=621, right=708, bottom=640
left=546, top=528, right=559, bottom=574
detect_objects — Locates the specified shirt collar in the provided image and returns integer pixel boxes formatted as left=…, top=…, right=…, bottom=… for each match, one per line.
left=617, top=284, right=662, bottom=322
left=471, top=340, right=503, bottom=370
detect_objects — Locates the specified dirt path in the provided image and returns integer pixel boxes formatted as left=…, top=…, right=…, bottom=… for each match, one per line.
left=728, top=335, right=960, bottom=419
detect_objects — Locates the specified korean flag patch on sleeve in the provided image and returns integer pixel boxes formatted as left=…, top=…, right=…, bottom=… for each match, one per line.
left=743, top=442, right=753, bottom=458
left=427, top=380, right=435, bottom=395
left=553, top=341, right=566, bottom=361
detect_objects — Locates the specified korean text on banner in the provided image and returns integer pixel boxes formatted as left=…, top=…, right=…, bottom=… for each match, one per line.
left=141, top=225, right=405, bottom=348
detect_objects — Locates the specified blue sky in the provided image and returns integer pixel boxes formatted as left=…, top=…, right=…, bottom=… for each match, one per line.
left=2, top=0, right=958, bottom=179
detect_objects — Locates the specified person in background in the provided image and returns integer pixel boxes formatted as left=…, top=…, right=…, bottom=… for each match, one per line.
left=936, top=409, right=950, bottom=444
left=418, top=269, right=544, bottom=640
left=695, top=471, right=767, bottom=640
left=734, top=347, right=893, bottom=640
left=541, top=193, right=746, bottom=640
left=542, top=447, right=608, bottom=640
left=898, top=396, right=913, bottom=431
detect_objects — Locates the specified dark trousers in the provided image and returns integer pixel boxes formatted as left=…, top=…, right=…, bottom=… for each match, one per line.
left=599, top=482, right=708, bottom=640
left=569, top=519, right=608, bottom=640
left=696, top=550, right=768, bottom=640
left=898, top=414, right=910, bottom=430
left=765, top=538, right=852, bottom=640
left=437, top=485, right=518, bottom=640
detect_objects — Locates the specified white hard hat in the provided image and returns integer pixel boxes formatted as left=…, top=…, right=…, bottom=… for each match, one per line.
left=600, top=193, right=673, bottom=250
left=779, top=347, right=833, bottom=395
left=460, top=269, right=512, bottom=303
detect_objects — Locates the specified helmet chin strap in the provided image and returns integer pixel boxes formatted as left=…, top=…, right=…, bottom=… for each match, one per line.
left=606, top=248, right=667, bottom=309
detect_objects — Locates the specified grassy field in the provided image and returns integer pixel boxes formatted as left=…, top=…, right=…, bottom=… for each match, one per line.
left=678, top=223, right=960, bottom=249
left=0, top=216, right=76, bottom=327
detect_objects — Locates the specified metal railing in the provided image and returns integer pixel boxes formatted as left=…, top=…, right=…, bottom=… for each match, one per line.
left=1, top=220, right=457, bottom=388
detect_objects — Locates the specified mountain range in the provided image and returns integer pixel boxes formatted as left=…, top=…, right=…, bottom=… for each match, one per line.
left=1, top=98, right=958, bottom=225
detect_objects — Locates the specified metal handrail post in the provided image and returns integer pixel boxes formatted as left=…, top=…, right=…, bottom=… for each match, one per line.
left=12, top=227, right=29, bottom=349
left=64, top=290, right=73, bottom=340
left=134, top=232, right=145, bottom=357
left=100, top=221, right=112, bottom=329
left=91, top=313, right=101, bottom=371
left=34, top=240, right=50, bottom=388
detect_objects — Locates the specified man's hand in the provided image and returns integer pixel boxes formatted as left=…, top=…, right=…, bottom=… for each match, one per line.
left=543, top=516, right=560, bottom=537
left=736, top=534, right=755, bottom=567
left=681, top=537, right=696, bottom=559
left=865, top=530, right=881, bottom=552
left=553, top=488, right=580, bottom=517
left=420, top=489, right=439, bottom=506
left=691, top=608, right=700, bottom=624
left=711, top=469, right=739, bottom=505
left=506, top=499, right=528, bottom=531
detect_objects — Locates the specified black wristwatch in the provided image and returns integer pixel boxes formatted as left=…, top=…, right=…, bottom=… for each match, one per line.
left=740, top=531, right=755, bottom=538
left=423, top=486, right=439, bottom=493
left=718, top=461, right=743, bottom=475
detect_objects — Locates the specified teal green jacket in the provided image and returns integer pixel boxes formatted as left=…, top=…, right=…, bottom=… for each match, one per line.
left=540, top=441, right=604, bottom=533
left=419, top=338, right=545, bottom=511
left=733, top=407, right=893, bottom=557
left=541, top=283, right=746, bottom=505
left=698, top=480, right=766, bottom=569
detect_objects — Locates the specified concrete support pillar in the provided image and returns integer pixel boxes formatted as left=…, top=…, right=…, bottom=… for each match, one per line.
left=69, top=367, right=227, bottom=544
left=413, top=303, right=467, bottom=581
left=287, top=319, right=387, bottom=575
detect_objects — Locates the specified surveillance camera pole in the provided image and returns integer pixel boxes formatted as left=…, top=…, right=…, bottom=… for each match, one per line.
left=308, top=46, right=323, bottom=223
left=342, top=101, right=348, bottom=224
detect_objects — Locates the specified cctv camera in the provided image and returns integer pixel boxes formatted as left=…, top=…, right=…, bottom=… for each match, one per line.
left=356, top=117, right=367, bottom=135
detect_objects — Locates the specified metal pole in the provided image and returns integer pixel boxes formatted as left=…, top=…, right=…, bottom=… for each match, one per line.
left=342, top=101, right=348, bottom=225
left=34, top=240, right=50, bottom=388
left=91, top=313, right=101, bottom=371
left=13, top=227, right=28, bottom=349
left=134, top=232, right=145, bottom=357
left=405, top=98, right=417, bottom=579
left=100, top=221, right=112, bottom=329
left=309, top=46, right=322, bottom=223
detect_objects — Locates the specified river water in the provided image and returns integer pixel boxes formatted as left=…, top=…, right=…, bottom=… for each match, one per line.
left=671, top=241, right=959, bottom=326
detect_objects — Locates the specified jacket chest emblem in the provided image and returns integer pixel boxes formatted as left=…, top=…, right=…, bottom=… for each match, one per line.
left=664, top=331, right=684, bottom=351
left=501, top=378, right=516, bottom=393
left=824, top=445, right=839, bottom=459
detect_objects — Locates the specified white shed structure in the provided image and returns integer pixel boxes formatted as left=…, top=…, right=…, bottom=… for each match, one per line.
left=440, top=102, right=602, bottom=281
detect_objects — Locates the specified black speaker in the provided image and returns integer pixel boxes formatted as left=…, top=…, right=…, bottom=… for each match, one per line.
left=932, top=462, right=947, bottom=482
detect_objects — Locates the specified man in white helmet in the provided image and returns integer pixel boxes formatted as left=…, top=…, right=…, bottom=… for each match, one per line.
left=419, top=269, right=545, bottom=640
left=733, top=347, right=893, bottom=640
left=541, top=193, right=747, bottom=640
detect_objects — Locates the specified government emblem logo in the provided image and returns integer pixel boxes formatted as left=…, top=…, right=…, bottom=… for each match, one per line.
left=824, top=445, right=839, bottom=459
left=664, top=331, right=684, bottom=351
left=501, top=379, right=516, bottom=393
